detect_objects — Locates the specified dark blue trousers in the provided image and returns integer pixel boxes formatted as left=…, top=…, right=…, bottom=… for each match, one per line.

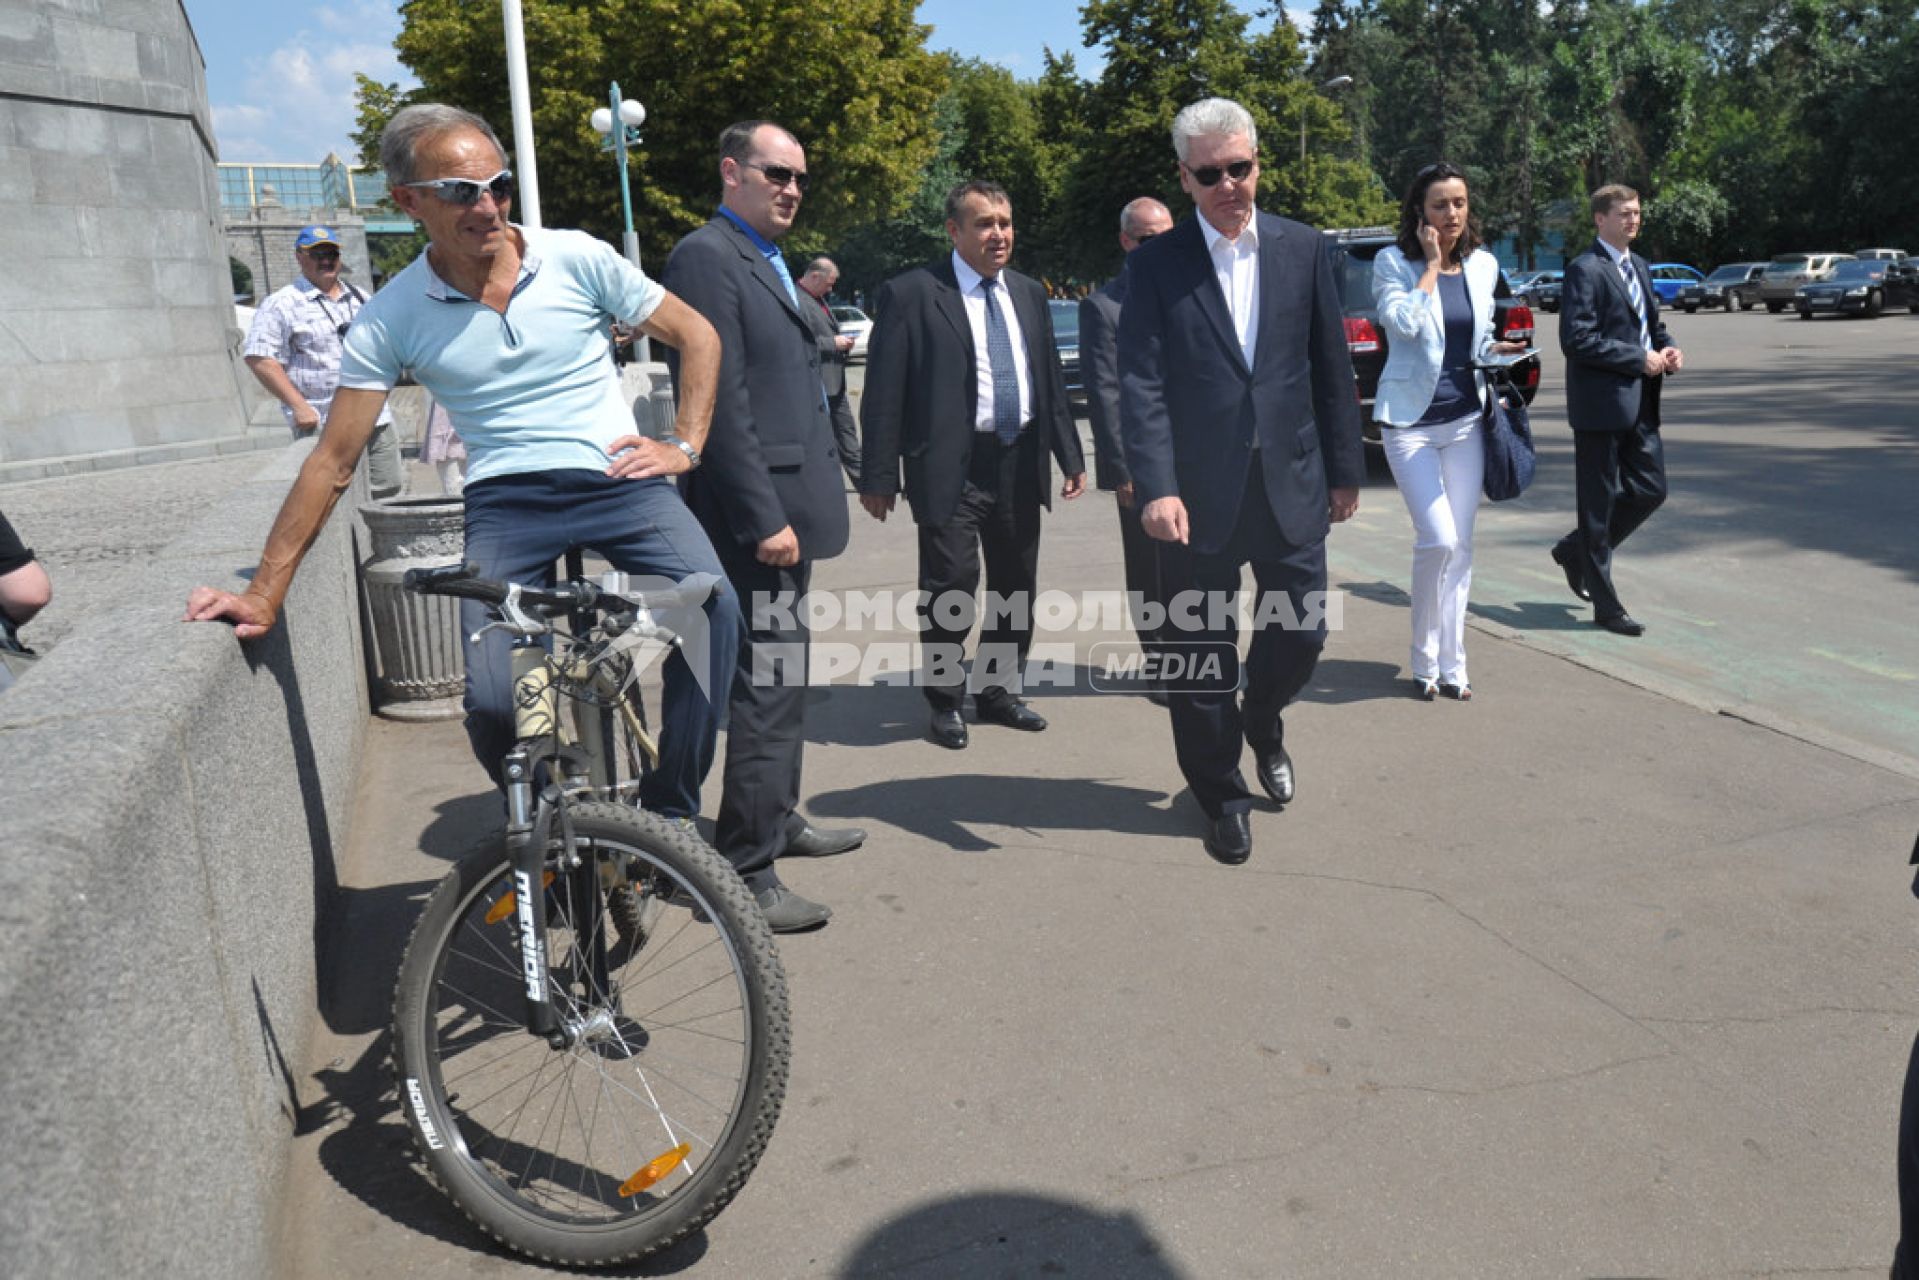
left=460, top=470, right=742, bottom=819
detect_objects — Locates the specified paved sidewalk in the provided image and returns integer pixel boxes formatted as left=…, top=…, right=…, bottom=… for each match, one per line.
left=276, top=475, right=1919, bottom=1278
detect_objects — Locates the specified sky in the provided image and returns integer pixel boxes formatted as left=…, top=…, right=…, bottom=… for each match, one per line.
left=183, top=0, right=1291, bottom=166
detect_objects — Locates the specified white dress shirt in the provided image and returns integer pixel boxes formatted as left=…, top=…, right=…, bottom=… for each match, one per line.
left=951, top=250, right=1033, bottom=433
left=1198, top=214, right=1260, bottom=368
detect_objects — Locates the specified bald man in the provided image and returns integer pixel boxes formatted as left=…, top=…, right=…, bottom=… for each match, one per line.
left=1080, top=197, right=1175, bottom=702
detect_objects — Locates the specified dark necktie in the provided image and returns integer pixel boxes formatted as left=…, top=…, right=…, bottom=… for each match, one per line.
left=981, top=277, right=1020, bottom=444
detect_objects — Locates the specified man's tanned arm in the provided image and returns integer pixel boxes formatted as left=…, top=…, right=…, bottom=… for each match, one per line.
left=183, top=387, right=386, bottom=637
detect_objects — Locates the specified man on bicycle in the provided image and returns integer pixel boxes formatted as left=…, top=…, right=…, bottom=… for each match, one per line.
left=186, top=104, right=742, bottom=824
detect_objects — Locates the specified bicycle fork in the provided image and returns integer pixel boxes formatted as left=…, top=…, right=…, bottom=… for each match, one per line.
left=504, top=645, right=618, bottom=1050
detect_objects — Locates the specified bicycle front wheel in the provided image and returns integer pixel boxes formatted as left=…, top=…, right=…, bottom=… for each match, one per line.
left=391, top=802, right=789, bottom=1265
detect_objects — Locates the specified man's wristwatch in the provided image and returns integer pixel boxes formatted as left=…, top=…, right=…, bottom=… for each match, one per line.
left=664, top=435, right=701, bottom=469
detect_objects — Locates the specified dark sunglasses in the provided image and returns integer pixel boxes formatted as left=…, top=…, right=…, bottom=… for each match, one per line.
left=1185, top=159, right=1255, bottom=187
left=400, top=169, right=515, bottom=207
left=744, top=161, right=810, bottom=194
left=303, top=248, right=341, bottom=261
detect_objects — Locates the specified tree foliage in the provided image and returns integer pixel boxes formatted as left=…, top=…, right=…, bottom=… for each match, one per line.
left=388, top=0, right=946, bottom=266
left=1308, top=0, right=1919, bottom=267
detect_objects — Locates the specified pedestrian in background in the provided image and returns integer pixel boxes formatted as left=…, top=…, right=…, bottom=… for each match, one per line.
left=418, top=398, right=466, bottom=496
left=1370, top=161, right=1530, bottom=701
left=243, top=225, right=404, bottom=498
left=796, top=257, right=861, bottom=484
left=0, top=508, right=51, bottom=691
left=1080, top=195, right=1174, bottom=704
left=1551, top=184, right=1684, bottom=637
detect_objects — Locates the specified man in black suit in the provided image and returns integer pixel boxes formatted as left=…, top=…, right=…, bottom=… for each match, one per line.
left=797, top=256, right=860, bottom=484
left=859, top=180, right=1087, bottom=750
left=1080, top=196, right=1174, bottom=703
left=664, top=120, right=863, bottom=933
left=1118, top=97, right=1364, bottom=865
left=1550, top=183, right=1684, bottom=637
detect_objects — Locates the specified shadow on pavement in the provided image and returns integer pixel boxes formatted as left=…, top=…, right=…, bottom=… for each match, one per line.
left=837, top=1191, right=1183, bottom=1278
left=806, top=772, right=1194, bottom=852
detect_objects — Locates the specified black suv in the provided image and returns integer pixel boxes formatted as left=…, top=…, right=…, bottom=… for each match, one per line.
left=1325, top=227, right=1542, bottom=443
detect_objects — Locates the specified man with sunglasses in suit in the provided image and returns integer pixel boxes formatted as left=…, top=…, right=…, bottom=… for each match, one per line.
left=1550, top=183, right=1684, bottom=637
left=188, top=103, right=743, bottom=857
left=859, top=180, right=1087, bottom=751
left=243, top=225, right=403, bottom=498
left=1117, top=97, right=1364, bottom=866
left=660, top=122, right=861, bottom=934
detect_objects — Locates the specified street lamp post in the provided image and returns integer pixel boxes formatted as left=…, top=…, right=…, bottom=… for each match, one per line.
left=590, top=83, right=649, bottom=362
left=1300, top=74, right=1355, bottom=163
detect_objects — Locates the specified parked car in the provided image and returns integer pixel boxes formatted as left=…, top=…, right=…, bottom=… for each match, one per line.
left=1644, top=262, right=1705, bottom=304
left=1758, top=252, right=1854, bottom=312
left=1325, top=227, right=1541, bottom=444
left=1048, top=298, right=1084, bottom=405
left=1854, top=248, right=1908, bottom=262
left=1529, top=272, right=1563, bottom=312
left=1887, top=260, right=1919, bottom=313
left=1510, top=268, right=1563, bottom=307
left=1678, top=262, right=1765, bottom=312
left=1795, top=258, right=1898, bottom=318
left=831, top=304, right=872, bottom=362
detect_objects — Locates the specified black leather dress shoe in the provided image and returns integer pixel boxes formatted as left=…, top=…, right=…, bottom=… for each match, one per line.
left=754, top=884, right=832, bottom=933
left=1203, top=811, right=1252, bottom=865
left=1255, top=746, right=1295, bottom=806
left=782, top=824, right=866, bottom=858
left=976, top=699, right=1047, bottom=732
left=929, top=709, right=969, bottom=749
left=1551, top=543, right=1592, bottom=602
left=1595, top=612, right=1646, bottom=637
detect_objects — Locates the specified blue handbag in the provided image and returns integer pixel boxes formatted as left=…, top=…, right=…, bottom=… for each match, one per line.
left=1480, top=368, right=1536, bottom=502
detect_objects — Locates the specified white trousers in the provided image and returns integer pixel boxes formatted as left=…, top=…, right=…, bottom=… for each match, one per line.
left=1382, top=412, right=1483, bottom=684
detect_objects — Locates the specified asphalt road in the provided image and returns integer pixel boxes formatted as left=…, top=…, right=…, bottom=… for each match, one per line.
left=271, top=301, right=1919, bottom=1279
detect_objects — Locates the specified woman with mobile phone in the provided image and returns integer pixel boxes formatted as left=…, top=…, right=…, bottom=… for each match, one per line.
left=1371, top=161, right=1529, bottom=701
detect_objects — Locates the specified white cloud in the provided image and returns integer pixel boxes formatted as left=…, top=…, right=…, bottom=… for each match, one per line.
left=210, top=1, right=415, bottom=164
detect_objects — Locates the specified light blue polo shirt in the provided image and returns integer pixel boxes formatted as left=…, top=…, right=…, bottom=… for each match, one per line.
left=339, top=226, right=665, bottom=484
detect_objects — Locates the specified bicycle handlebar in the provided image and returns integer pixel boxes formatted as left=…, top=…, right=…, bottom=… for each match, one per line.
left=403, top=564, right=721, bottom=618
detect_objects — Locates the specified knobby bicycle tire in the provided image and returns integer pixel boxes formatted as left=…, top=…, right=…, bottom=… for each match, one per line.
left=390, top=803, right=789, bottom=1265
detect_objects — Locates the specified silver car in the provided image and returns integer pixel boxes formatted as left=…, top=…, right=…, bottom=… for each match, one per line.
left=1758, top=252, right=1854, bottom=312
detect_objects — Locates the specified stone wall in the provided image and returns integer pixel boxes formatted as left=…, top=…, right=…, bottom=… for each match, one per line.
left=0, top=0, right=262, bottom=481
left=0, top=442, right=368, bottom=1277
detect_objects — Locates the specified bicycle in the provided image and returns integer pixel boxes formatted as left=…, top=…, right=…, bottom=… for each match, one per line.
left=389, top=561, right=790, bottom=1266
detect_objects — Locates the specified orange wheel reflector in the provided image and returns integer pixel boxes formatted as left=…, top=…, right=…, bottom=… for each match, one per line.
left=485, top=870, right=557, bottom=925
left=620, top=1143, right=691, bottom=1196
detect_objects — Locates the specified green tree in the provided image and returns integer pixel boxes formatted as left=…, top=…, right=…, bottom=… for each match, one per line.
left=389, top=0, right=946, bottom=266
left=349, top=73, right=411, bottom=173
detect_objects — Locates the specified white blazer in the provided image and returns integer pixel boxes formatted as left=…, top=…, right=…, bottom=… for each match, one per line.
left=1370, top=244, right=1503, bottom=427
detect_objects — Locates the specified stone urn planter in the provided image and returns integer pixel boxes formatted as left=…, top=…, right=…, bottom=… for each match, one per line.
left=359, top=496, right=466, bottom=721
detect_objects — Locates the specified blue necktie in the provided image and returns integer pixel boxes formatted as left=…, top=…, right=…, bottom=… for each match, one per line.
left=768, top=252, right=799, bottom=309
left=981, top=277, right=1020, bottom=444
left=1620, top=259, right=1651, bottom=351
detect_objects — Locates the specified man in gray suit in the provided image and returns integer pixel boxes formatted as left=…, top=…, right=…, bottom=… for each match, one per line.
left=797, top=256, right=860, bottom=483
left=1550, top=183, right=1684, bottom=637
left=1080, top=196, right=1174, bottom=702
left=664, top=120, right=863, bottom=933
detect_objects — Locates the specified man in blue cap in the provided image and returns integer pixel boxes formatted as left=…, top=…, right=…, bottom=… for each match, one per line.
left=243, top=224, right=403, bottom=497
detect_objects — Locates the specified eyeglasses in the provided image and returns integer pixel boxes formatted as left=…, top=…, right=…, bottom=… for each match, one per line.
left=744, top=161, right=810, bottom=194
left=302, top=248, right=340, bottom=262
left=400, top=169, right=515, bottom=207
left=1184, top=159, right=1255, bottom=188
